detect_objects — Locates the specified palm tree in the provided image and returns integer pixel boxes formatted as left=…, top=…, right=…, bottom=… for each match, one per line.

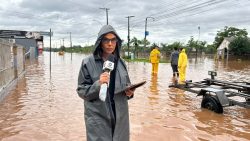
left=131, top=37, right=138, bottom=58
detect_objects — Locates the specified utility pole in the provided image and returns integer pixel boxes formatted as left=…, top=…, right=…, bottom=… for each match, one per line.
left=198, top=26, right=200, bottom=41
left=126, top=16, right=135, bottom=59
left=69, top=32, right=72, bottom=60
left=144, top=17, right=154, bottom=58
left=62, top=38, right=64, bottom=47
left=49, top=28, right=52, bottom=77
left=100, top=8, right=110, bottom=25
left=197, top=26, right=201, bottom=58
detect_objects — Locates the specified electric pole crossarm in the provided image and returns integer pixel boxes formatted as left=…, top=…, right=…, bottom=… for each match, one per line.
left=100, top=8, right=110, bottom=25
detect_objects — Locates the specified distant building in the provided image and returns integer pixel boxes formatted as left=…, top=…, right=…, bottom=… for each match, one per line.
left=0, top=30, right=44, bottom=58
left=217, top=37, right=233, bottom=60
left=217, top=37, right=234, bottom=52
left=217, top=36, right=250, bottom=59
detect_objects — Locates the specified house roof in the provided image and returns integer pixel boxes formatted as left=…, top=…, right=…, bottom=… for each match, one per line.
left=224, top=37, right=234, bottom=42
left=217, top=36, right=250, bottom=51
left=224, top=36, right=250, bottom=42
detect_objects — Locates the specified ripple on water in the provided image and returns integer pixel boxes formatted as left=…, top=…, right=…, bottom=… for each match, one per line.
left=0, top=53, right=249, bottom=141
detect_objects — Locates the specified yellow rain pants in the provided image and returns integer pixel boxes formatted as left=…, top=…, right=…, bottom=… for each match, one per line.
left=178, top=49, right=188, bottom=84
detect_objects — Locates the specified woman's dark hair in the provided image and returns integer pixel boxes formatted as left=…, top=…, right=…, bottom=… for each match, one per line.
left=96, top=34, right=120, bottom=59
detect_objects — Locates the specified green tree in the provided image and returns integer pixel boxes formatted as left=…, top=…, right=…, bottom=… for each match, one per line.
left=186, top=36, right=196, bottom=52
left=213, top=26, right=248, bottom=48
left=167, top=42, right=184, bottom=52
left=141, top=39, right=151, bottom=53
left=150, top=42, right=158, bottom=48
left=160, top=43, right=167, bottom=48
left=130, top=37, right=139, bottom=58
left=205, top=44, right=216, bottom=54
left=229, top=37, right=250, bottom=55
left=197, top=41, right=207, bottom=54
left=160, top=43, right=168, bottom=52
left=187, top=36, right=206, bottom=55
left=60, top=45, right=65, bottom=51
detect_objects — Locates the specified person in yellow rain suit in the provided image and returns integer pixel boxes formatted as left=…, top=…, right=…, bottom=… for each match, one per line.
left=178, top=48, right=188, bottom=84
left=149, top=46, right=161, bottom=74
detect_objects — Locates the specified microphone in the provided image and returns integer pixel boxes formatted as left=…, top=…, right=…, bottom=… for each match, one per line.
left=99, top=54, right=115, bottom=101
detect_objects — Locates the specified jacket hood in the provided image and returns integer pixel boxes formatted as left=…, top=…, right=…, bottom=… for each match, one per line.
left=93, top=25, right=122, bottom=59
left=181, top=48, right=186, bottom=53
left=151, top=48, right=159, bottom=53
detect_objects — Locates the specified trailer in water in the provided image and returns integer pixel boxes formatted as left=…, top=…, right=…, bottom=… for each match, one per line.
left=169, top=71, right=250, bottom=113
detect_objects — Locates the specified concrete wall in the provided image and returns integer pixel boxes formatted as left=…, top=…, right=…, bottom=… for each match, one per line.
left=0, top=38, right=25, bottom=102
left=0, top=39, right=14, bottom=90
left=16, top=45, right=25, bottom=76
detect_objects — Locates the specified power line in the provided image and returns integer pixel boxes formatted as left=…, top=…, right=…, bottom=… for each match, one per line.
left=154, top=0, right=227, bottom=22
left=131, top=0, right=228, bottom=28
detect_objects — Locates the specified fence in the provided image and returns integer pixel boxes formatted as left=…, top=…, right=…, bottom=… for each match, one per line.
left=0, top=38, right=25, bottom=101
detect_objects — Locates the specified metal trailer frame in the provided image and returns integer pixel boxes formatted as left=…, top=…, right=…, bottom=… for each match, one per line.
left=169, top=71, right=250, bottom=113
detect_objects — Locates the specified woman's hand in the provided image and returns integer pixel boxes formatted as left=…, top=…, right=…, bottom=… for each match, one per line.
left=99, top=72, right=110, bottom=85
left=125, top=88, right=135, bottom=97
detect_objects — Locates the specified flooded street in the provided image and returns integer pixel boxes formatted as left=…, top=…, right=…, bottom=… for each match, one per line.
left=0, top=52, right=250, bottom=141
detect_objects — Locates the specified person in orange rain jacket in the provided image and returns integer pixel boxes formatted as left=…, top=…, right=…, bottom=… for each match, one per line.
left=178, top=47, right=188, bottom=84
left=149, top=46, right=161, bottom=74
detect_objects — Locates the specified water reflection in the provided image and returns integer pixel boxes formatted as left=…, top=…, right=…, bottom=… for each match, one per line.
left=0, top=53, right=86, bottom=141
left=194, top=109, right=250, bottom=141
left=0, top=77, right=27, bottom=139
left=169, top=88, right=186, bottom=106
left=0, top=52, right=249, bottom=141
left=214, top=59, right=250, bottom=82
left=148, top=74, right=159, bottom=105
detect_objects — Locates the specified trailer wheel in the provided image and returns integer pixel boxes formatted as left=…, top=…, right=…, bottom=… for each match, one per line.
left=201, top=96, right=223, bottom=113
left=246, top=98, right=250, bottom=102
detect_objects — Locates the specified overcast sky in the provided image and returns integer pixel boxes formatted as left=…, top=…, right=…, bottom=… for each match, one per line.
left=1, top=0, right=250, bottom=47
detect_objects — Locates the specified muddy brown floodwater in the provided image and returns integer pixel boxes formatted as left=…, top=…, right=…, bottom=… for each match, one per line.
left=0, top=52, right=249, bottom=141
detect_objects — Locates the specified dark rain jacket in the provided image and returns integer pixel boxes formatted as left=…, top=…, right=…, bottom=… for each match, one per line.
left=77, top=25, right=132, bottom=141
left=170, top=50, right=179, bottom=65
